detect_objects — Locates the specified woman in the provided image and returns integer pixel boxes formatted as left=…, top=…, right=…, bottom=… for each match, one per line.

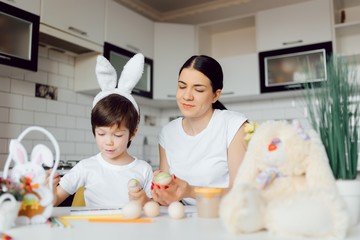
left=152, top=55, right=248, bottom=205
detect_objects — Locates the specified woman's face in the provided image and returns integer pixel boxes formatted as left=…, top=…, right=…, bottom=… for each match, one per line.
left=176, top=68, right=220, bottom=119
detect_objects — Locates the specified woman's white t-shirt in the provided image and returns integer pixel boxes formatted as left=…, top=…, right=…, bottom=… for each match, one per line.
left=60, top=153, right=153, bottom=208
left=159, top=109, right=247, bottom=204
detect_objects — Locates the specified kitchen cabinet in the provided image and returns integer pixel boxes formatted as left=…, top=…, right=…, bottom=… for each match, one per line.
left=40, top=0, right=105, bottom=46
left=197, top=15, right=259, bottom=98
left=153, top=23, right=196, bottom=100
left=218, top=53, right=259, bottom=98
left=256, top=0, right=332, bottom=52
left=105, top=0, right=154, bottom=58
left=333, top=0, right=360, bottom=56
left=0, top=0, right=40, bottom=15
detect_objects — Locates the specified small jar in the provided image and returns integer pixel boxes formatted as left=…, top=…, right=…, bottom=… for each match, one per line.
left=194, top=187, right=223, bottom=218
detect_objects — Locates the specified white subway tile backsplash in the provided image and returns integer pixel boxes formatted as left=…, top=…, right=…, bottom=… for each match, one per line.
left=38, top=57, right=59, bottom=74
left=57, top=88, right=77, bottom=103
left=58, top=63, right=74, bottom=78
left=9, top=109, right=34, bottom=125
left=48, top=73, right=68, bottom=88
left=284, top=107, right=306, bottom=119
left=0, top=123, right=21, bottom=138
left=21, top=130, right=47, bottom=141
left=11, top=79, right=35, bottom=97
left=34, top=112, right=57, bottom=127
left=24, top=70, right=47, bottom=84
left=0, top=76, right=11, bottom=92
left=0, top=154, right=7, bottom=169
left=242, top=110, right=263, bottom=122
left=76, top=93, right=93, bottom=105
left=0, top=107, right=9, bottom=122
left=66, top=129, right=85, bottom=142
left=59, top=142, right=76, bottom=155
left=85, top=131, right=95, bottom=143
left=75, top=117, right=91, bottom=130
left=23, top=96, right=47, bottom=112
left=67, top=103, right=86, bottom=117
left=46, top=127, right=67, bottom=141
left=138, top=125, right=160, bottom=136
left=0, top=139, right=8, bottom=153
left=56, top=115, right=77, bottom=128
left=47, top=100, right=67, bottom=114
left=75, top=142, right=95, bottom=155
left=68, top=77, right=74, bottom=90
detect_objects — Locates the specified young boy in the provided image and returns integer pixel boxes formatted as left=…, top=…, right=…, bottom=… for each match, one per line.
left=53, top=54, right=153, bottom=208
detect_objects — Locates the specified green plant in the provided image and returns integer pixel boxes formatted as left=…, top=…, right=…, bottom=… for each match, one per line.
left=304, top=55, right=359, bottom=180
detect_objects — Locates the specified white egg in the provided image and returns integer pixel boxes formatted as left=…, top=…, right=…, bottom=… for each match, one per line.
left=143, top=201, right=160, bottom=217
left=122, top=201, right=142, bottom=219
left=168, top=201, right=185, bottom=219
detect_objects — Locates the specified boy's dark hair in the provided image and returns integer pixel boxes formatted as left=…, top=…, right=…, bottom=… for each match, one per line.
left=91, top=94, right=140, bottom=148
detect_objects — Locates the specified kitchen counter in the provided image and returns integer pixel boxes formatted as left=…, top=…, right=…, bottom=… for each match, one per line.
left=4, top=206, right=360, bottom=240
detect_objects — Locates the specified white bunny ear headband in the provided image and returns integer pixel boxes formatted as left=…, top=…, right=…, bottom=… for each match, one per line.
left=92, top=53, right=144, bottom=113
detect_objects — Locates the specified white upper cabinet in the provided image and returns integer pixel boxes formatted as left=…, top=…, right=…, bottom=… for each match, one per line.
left=40, top=0, right=105, bottom=45
left=333, top=0, right=360, bottom=56
left=197, top=15, right=259, bottom=98
left=219, top=53, right=259, bottom=98
left=256, top=0, right=332, bottom=52
left=153, top=23, right=196, bottom=100
left=1, top=0, right=40, bottom=15
left=105, top=0, right=154, bottom=58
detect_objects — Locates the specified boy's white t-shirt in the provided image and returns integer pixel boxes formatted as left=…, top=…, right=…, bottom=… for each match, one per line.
left=159, top=109, right=247, bottom=205
left=59, top=153, right=153, bottom=208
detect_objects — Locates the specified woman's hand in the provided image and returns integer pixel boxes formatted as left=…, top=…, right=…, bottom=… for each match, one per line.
left=128, top=189, right=150, bottom=207
left=151, top=175, right=194, bottom=206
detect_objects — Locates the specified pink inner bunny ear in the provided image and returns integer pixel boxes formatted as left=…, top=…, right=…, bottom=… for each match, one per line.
left=31, top=144, right=54, bottom=167
left=36, top=155, right=43, bottom=165
left=16, top=148, right=26, bottom=164
left=9, top=140, right=27, bottom=165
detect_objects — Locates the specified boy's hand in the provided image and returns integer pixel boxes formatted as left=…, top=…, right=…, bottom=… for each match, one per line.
left=45, top=169, right=61, bottom=187
left=128, top=189, right=149, bottom=207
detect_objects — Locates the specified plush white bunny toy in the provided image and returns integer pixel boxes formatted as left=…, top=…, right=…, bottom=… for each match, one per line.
left=220, top=120, right=350, bottom=240
left=3, top=126, right=60, bottom=225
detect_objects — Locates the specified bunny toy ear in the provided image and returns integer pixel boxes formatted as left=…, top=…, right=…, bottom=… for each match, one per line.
left=92, top=53, right=144, bottom=113
left=9, top=139, right=28, bottom=165
left=31, top=144, right=54, bottom=168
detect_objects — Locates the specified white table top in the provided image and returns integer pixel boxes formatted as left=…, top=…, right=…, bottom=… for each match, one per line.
left=4, top=206, right=360, bottom=240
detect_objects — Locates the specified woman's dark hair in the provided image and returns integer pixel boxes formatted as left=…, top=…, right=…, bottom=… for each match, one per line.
left=91, top=94, right=140, bottom=148
left=179, top=55, right=227, bottom=110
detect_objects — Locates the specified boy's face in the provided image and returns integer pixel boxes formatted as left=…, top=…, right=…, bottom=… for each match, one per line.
left=95, top=124, right=134, bottom=163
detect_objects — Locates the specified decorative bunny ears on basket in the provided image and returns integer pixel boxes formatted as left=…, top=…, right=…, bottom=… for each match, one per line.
left=92, top=53, right=145, bottom=113
left=3, top=126, right=60, bottom=189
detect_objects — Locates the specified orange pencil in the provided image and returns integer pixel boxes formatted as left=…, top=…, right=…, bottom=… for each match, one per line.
left=88, top=218, right=153, bottom=223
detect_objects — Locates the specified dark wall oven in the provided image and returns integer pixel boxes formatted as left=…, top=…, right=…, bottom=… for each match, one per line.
left=103, top=42, right=153, bottom=99
left=259, top=41, right=333, bottom=93
left=0, top=2, right=40, bottom=72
